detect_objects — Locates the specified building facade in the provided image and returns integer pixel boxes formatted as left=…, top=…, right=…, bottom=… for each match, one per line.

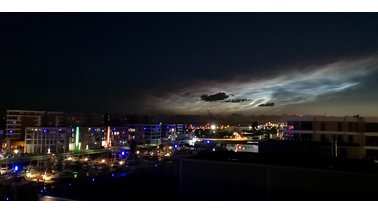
left=68, top=127, right=104, bottom=151
left=22, top=121, right=187, bottom=153
left=106, top=124, right=187, bottom=147
left=284, top=116, right=378, bottom=160
left=5, top=110, right=64, bottom=151
left=108, top=124, right=165, bottom=147
left=24, top=127, right=69, bottom=154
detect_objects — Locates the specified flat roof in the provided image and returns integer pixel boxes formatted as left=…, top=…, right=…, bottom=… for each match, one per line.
left=285, top=115, right=378, bottom=122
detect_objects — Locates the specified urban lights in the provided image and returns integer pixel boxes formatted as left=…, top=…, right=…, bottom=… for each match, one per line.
left=75, top=127, right=80, bottom=151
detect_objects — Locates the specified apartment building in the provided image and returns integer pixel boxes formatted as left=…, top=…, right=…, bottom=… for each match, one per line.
left=67, top=127, right=104, bottom=151
left=5, top=110, right=64, bottom=150
left=24, top=127, right=69, bottom=154
left=284, top=116, right=378, bottom=160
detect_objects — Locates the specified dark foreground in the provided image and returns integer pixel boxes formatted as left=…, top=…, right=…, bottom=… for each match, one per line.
left=38, top=161, right=179, bottom=201
left=4, top=151, right=378, bottom=201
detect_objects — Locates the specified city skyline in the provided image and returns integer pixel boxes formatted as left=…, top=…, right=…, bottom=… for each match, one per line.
left=1, top=13, right=378, bottom=116
left=2, top=8, right=378, bottom=204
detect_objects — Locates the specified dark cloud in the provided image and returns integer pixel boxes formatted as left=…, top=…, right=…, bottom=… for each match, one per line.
left=232, top=113, right=242, bottom=116
left=224, top=98, right=252, bottom=103
left=258, top=103, right=275, bottom=107
left=200, top=92, right=229, bottom=102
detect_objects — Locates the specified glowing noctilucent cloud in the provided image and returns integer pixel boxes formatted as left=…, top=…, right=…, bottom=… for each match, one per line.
left=146, top=57, right=378, bottom=116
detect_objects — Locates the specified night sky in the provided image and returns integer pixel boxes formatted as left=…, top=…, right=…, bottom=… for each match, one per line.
left=1, top=13, right=378, bottom=116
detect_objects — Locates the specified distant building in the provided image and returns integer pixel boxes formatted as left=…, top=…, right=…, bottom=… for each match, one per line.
left=5, top=110, right=64, bottom=151
left=65, top=113, right=104, bottom=127
left=108, top=124, right=163, bottom=146
left=11, top=108, right=188, bottom=153
left=284, top=116, right=378, bottom=160
left=24, top=127, right=68, bottom=154
left=64, top=124, right=186, bottom=150
left=106, top=126, right=144, bottom=147
left=161, top=124, right=187, bottom=139
left=24, top=126, right=104, bottom=153
left=106, top=124, right=187, bottom=147
left=227, top=125, right=252, bottom=132
left=22, top=123, right=187, bottom=154
left=174, top=124, right=187, bottom=135
left=67, top=127, right=103, bottom=151
left=142, top=124, right=168, bottom=144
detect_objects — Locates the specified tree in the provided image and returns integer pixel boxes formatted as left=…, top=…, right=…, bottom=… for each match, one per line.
left=252, top=121, right=259, bottom=130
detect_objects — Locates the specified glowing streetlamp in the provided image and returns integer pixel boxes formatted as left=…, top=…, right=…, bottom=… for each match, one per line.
left=210, top=124, right=216, bottom=130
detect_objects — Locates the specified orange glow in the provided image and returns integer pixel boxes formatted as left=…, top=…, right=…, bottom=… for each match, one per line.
left=106, top=126, right=111, bottom=148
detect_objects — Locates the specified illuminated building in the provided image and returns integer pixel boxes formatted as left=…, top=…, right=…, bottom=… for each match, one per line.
left=173, top=124, right=187, bottom=134
left=5, top=110, right=64, bottom=151
left=16, top=111, right=187, bottom=151
left=106, top=124, right=162, bottom=146
left=161, top=124, right=187, bottom=139
left=104, top=124, right=187, bottom=146
left=105, top=126, right=139, bottom=147
left=68, top=127, right=103, bottom=151
left=284, top=116, right=378, bottom=160
left=24, top=127, right=68, bottom=154
left=22, top=124, right=187, bottom=152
